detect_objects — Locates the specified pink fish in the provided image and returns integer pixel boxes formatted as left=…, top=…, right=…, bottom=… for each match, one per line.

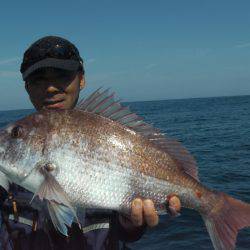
left=0, top=89, right=249, bottom=249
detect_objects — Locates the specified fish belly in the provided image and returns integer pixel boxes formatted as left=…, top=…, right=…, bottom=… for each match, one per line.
left=56, top=159, right=200, bottom=213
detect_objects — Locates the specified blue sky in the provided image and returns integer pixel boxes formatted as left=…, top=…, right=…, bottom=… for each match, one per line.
left=0, top=0, right=250, bottom=110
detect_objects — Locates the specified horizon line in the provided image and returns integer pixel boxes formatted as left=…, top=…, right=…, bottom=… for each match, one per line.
left=0, top=93, right=249, bottom=112
left=125, top=93, right=250, bottom=104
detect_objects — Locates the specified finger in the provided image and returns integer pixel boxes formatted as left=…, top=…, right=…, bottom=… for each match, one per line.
left=143, top=199, right=159, bottom=227
left=131, top=198, right=143, bottom=226
left=169, top=196, right=181, bottom=211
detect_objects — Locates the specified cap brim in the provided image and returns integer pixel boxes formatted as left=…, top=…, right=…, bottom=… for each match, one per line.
left=22, top=58, right=80, bottom=80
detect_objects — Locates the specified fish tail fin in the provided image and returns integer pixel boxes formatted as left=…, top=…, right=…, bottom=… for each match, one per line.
left=202, top=192, right=250, bottom=250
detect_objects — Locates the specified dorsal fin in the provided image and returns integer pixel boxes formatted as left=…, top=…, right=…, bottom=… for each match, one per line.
left=77, top=88, right=199, bottom=181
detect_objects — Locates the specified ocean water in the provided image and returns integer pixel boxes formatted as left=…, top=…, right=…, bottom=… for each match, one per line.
left=0, top=95, right=250, bottom=250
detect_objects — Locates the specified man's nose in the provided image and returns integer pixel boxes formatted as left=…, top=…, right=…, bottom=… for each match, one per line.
left=46, top=84, right=59, bottom=94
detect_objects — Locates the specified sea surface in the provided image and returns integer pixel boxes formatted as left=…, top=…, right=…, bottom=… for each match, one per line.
left=0, top=95, right=250, bottom=250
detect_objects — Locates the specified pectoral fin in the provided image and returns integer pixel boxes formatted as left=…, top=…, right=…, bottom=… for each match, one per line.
left=34, top=167, right=78, bottom=236
left=47, top=200, right=76, bottom=236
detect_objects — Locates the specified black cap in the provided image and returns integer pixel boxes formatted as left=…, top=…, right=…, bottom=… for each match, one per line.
left=20, top=36, right=84, bottom=80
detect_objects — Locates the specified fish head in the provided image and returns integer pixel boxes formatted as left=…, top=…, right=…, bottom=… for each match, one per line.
left=0, top=112, right=48, bottom=184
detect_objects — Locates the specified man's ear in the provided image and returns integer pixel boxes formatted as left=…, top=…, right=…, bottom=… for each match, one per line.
left=79, top=74, right=85, bottom=90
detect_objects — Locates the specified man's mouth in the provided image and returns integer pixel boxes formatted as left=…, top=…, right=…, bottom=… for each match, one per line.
left=43, top=98, right=65, bottom=109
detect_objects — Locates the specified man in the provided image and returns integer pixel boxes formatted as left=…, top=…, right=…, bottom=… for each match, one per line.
left=1, top=36, right=181, bottom=250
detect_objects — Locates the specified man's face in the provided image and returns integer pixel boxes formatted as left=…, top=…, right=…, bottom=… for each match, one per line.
left=25, top=68, right=85, bottom=110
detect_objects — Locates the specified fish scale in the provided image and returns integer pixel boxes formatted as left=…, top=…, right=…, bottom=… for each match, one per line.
left=53, top=145, right=201, bottom=212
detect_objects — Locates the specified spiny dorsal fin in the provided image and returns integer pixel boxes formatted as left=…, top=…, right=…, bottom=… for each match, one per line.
left=77, top=88, right=199, bottom=181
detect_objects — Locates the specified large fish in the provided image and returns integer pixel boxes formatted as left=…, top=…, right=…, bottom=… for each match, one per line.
left=0, top=89, right=249, bottom=250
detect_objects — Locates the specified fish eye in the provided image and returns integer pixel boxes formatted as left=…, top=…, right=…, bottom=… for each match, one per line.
left=11, top=126, right=23, bottom=139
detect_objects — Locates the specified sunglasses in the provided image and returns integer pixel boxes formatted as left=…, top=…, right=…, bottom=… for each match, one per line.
left=23, top=41, right=82, bottom=66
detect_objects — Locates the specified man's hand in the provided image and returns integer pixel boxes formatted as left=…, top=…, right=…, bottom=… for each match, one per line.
left=130, top=196, right=181, bottom=227
left=130, top=198, right=158, bottom=227
left=119, top=196, right=181, bottom=230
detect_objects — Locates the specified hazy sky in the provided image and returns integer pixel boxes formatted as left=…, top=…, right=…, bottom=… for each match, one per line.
left=0, top=0, right=250, bottom=110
